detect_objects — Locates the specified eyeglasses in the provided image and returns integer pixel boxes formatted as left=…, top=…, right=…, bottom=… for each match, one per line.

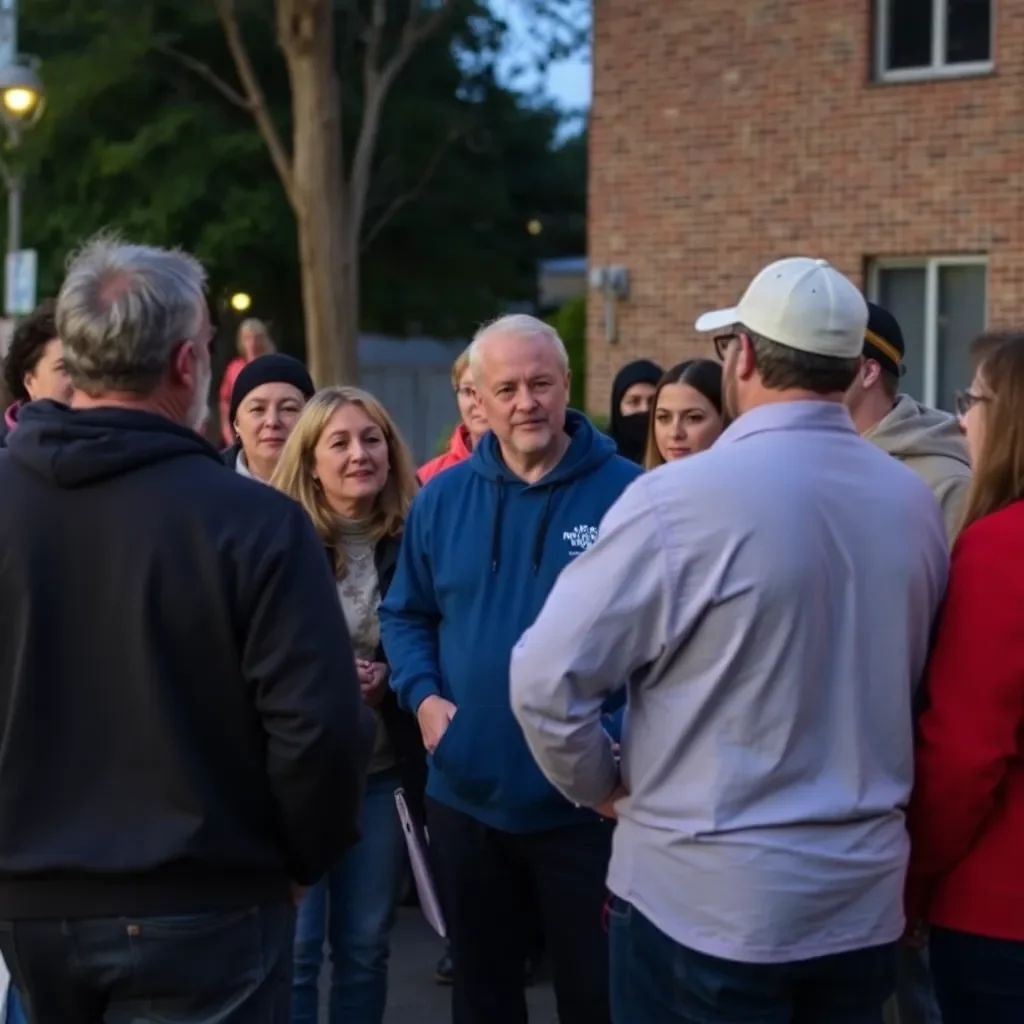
left=954, top=389, right=990, bottom=418
left=713, top=333, right=739, bottom=362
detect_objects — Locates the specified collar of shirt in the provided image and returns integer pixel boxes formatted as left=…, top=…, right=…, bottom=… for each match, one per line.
left=718, top=400, right=855, bottom=447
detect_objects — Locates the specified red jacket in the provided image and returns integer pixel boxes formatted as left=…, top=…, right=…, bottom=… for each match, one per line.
left=905, top=499, right=1024, bottom=941
left=418, top=424, right=472, bottom=484
left=218, top=357, right=248, bottom=445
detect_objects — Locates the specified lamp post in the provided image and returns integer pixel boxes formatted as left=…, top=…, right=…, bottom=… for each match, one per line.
left=0, top=59, right=44, bottom=259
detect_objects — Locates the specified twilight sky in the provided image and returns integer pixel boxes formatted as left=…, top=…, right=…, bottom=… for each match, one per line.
left=491, top=0, right=592, bottom=113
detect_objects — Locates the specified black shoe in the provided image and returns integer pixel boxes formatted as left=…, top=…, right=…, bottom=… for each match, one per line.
left=435, top=950, right=454, bottom=986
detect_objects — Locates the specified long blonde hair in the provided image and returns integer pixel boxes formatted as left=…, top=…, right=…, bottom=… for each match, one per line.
left=960, top=331, right=1024, bottom=532
left=270, top=386, right=419, bottom=577
left=237, top=318, right=276, bottom=358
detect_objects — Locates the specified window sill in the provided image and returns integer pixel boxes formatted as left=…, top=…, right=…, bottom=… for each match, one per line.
left=876, top=62, right=994, bottom=85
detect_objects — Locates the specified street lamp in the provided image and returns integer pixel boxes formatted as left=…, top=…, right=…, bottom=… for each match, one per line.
left=230, top=291, right=252, bottom=313
left=0, top=58, right=44, bottom=262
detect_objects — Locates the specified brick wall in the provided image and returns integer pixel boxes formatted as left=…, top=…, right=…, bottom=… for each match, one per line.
left=587, top=0, right=1024, bottom=415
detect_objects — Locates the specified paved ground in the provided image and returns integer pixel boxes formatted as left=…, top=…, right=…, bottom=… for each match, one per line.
left=380, top=908, right=558, bottom=1024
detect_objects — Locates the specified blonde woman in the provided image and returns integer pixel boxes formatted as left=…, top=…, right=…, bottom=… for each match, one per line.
left=218, top=318, right=275, bottom=444
left=271, top=386, right=424, bottom=1024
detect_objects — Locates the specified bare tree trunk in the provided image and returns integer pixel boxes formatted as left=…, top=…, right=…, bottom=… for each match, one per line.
left=279, top=0, right=356, bottom=386
left=205, top=0, right=455, bottom=388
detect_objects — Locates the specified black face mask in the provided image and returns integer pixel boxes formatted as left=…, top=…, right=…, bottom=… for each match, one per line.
left=614, top=411, right=650, bottom=464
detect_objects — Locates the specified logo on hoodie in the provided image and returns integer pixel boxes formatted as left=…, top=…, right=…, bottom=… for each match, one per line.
left=563, top=523, right=598, bottom=556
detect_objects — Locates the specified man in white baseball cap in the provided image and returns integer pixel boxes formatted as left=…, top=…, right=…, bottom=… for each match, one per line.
left=695, top=256, right=870, bottom=422
left=508, top=255, right=949, bottom=1022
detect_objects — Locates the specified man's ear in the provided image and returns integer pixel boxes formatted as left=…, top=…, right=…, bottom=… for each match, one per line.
left=170, top=339, right=198, bottom=390
left=860, top=358, right=882, bottom=389
left=736, top=334, right=758, bottom=381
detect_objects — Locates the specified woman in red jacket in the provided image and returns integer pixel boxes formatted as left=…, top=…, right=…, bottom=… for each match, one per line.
left=218, top=318, right=276, bottom=445
left=905, top=330, right=1024, bottom=1024
left=418, top=347, right=488, bottom=484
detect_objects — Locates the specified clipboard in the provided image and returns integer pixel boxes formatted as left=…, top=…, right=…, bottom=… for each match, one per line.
left=394, top=787, right=447, bottom=938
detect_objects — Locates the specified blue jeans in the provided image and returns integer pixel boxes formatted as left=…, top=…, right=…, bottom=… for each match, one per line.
left=292, top=771, right=406, bottom=1024
left=4, top=986, right=26, bottom=1024
left=609, top=897, right=897, bottom=1023
left=0, top=903, right=294, bottom=1024
left=895, top=943, right=943, bottom=1024
left=930, top=926, right=1024, bottom=1024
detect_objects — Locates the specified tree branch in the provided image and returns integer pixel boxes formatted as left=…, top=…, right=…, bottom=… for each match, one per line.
left=361, top=128, right=461, bottom=252
left=154, top=40, right=252, bottom=110
left=213, top=0, right=297, bottom=209
left=348, top=0, right=456, bottom=244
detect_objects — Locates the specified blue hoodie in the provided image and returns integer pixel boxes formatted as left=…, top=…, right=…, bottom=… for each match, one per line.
left=380, top=411, right=642, bottom=832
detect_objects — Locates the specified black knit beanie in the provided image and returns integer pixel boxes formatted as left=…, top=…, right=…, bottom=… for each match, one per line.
left=228, top=354, right=316, bottom=428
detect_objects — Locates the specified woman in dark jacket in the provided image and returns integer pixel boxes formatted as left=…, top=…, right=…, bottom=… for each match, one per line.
left=608, top=359, right=663, bottom=463
left=271, top=385, right=424, bottom=1024
left=221, top=353, right=315, bottom=480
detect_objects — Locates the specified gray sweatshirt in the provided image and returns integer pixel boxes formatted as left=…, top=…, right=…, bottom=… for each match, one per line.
left=865, top=394, right=971, bottom=546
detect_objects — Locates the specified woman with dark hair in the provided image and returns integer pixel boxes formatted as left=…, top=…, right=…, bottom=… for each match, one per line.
left=905, top=331, right=1024, bottom=1023
left=644, top=359, right=725, bottom=469
left=1, top=300, right=72, bottom=447
left=608, top=359, right=663, bottom=463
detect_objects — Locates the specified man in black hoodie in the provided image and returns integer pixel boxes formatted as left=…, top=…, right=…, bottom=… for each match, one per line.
left=0, top=235, right=373, bottom=1023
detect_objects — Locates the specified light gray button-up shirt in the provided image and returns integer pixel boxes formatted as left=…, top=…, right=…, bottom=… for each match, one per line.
left=510, top=400, right=949, bottom=964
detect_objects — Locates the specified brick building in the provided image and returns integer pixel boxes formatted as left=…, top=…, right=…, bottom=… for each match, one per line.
left=587, top=0, right=1012, bottom=418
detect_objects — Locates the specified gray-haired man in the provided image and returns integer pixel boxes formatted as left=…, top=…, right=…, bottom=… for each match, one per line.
left=0, top=235, right=372, bottom=1023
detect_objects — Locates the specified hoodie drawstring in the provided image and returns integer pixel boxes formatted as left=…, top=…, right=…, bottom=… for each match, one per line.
left=490, top=477, right=505, bottom=573
left=532, top=488, right=555, bottom=575
left=490, top=479, right=556, bottom=576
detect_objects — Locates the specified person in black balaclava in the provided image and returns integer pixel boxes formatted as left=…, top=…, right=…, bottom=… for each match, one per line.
left=609, top=359, right=664, bottom=464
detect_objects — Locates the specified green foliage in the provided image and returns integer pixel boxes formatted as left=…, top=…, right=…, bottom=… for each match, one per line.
left=548, top=294, right=586, bottom=409
left=15, top=0, right=586, bottom=352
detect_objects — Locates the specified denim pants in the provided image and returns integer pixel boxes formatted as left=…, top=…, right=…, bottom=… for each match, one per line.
left=4, top=985, right=26, bottom=1024
left=930, top=926, right=1024, bottom=1024
left=894, top=943, right=943, bottom=1024
left=0, top=903, right=294, bottom=1024
left=427, top=797, right=613, bottom=1024
left=291, top=771, right=406, bottom=1024
left=609, top=897, right=897, bottom=1023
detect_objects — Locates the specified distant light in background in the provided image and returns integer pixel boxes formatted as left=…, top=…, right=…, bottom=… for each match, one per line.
left=526, top=219, right=543, bottom=236
left=230, top=291, right=252, bottom=312
left=2, top=87, right=37, bottom=116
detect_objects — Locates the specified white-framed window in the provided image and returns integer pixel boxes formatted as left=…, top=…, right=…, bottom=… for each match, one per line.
left=876, top=0, right=993, bottom=81
left=866, top=256, right=987, bottom=412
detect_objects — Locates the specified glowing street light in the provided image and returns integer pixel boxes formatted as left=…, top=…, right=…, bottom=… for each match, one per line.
left=0, top=62, right=44, bottom=129
left=0, top=59, right=45, bottom=312
left=526, top=218, right=543, bottom=236
left=230, top=291, right=253, bottom=313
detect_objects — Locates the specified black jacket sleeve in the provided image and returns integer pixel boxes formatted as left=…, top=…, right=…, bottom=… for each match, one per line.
left=241, top=504, right=374, bottom=884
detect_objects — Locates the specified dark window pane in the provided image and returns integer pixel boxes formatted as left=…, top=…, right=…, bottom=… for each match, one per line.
left=937, top=265, right=986, bottom=414
left=946, top=0, right=991, bottom=65
left=887, top=0, right=934, bottom=71
left=876, top=267, right=927, bottom=404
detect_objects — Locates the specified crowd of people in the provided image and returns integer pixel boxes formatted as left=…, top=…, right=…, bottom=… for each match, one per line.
left=0, top=238, right=1019, bottom=1024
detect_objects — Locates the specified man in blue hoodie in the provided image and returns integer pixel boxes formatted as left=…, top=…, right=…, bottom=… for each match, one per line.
left=381, top=314, right=641, bottom=1024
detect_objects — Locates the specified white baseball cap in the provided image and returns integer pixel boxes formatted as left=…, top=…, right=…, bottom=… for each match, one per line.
left=694, top=257, right=869, bottom=359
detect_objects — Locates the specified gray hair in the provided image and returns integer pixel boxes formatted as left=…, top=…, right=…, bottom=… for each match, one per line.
left=57, top=234, right=207, bottom=395
left=467, top=314, right=569, bottom=383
